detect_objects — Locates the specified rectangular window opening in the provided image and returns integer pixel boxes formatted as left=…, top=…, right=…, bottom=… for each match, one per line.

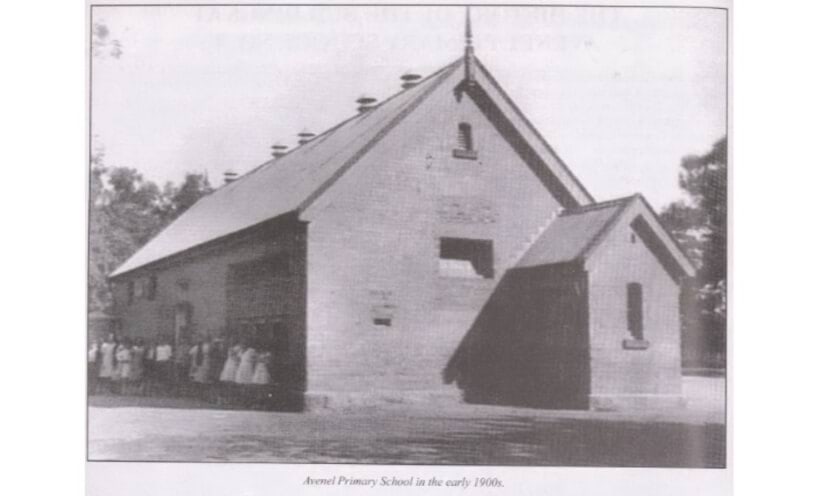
left=439, top=237, right=494, bottom=279
left=626, top=282, right=644, bottom=340
left=373, top=318, right=392, bottom=327
left=147, top=275, right=157, bottom=301
left=453, top=122, right=478, bottom=160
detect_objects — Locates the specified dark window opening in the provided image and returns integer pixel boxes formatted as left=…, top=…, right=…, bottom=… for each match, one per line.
left=127, top=280, right=134, bottom=305
left=457, top=122, right=473, bottom=150
left=627, top=282, right=644, bottom=340
left=232, top=253, right=292, bottom=281
left=453, top=122, right=478, bottom=160
left=147, top=275, right=158, bottom=301
left=630, top=232, right=637, bottom=244
left=439, top=237, right=494, bottom=279
left=373, top=318, right=392, bottom=327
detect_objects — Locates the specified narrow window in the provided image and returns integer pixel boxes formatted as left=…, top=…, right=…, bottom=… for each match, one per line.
left=439, top=237, right=494, bottom=279
left=127, top=280, right=135, bottom=305
left=147, top=275, right=158, bottom=301
left=457, top=122, right=473, bottom=151
left=627, top=283, right=644, bottom=340
left=453, top=123, right=478, bottom=160
left=373, top=318, right=392, bottom=327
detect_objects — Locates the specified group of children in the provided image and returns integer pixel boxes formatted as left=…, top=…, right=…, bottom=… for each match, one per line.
left=88, top=332, right=277, bottom=406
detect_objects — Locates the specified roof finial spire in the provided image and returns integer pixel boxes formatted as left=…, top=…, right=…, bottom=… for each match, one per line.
left=464, top=6, right=476, bottom=84
left=465, top=6, right=473, bottom=49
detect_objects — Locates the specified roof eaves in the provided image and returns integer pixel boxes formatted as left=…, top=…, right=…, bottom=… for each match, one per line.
left=562, top=194, right=636, bottom=216
left=631, top=194, right=697, bottom=277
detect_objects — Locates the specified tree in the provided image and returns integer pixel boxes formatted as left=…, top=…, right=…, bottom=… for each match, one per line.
left=88, top=159, right=214, bottom=312
left=158, top=172, right=214, bottom=223
left=660, top=136, right=727, bottom=367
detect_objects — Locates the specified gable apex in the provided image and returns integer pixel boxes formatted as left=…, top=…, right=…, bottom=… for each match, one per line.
left=470, top=57, right=595, bottom=206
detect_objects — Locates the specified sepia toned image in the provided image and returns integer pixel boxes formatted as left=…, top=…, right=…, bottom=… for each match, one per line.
left=87, top=3, right=728, bottom=468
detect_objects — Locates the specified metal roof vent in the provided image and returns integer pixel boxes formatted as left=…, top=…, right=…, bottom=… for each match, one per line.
left=400, top=72, right=422, bottom=90
left=356, top=95, right=377, bottom=113
left=271, top=143, right=288, bottom=159
left=223, top=170, right=239, bottom=184
left=297, top=129, right=316, bottom=145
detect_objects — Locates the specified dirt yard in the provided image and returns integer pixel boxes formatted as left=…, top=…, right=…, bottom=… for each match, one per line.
left=87, top=376, right=725, bottom=467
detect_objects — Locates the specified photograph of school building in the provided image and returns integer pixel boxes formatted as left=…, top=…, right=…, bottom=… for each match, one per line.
left=102, top=12, right=695, bottom=412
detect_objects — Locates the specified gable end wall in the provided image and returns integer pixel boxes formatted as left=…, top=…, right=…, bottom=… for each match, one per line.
left=585, top=214, right=683, bottom=409
left=303, top=73, right=565, bottom=398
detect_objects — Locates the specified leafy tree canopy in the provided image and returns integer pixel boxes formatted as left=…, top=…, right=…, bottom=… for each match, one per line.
left=88, top=158, right=214, bottom=313
left=660, top=136, right=727, bottom=366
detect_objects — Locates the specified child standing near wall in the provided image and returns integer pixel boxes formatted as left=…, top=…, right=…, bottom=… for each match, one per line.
left=97, top=333, right=117, bottom=395
left=154, top=337, right=173, bottom=396
left=130, top=338, right=146, bottom=395
left=218, top=339, right=242, bottom=406
left=113, top=338, right=132, bottom=395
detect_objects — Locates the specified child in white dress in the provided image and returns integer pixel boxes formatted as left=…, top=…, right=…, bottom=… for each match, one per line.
left=217, top=343, right=242, bottom=406
left=235, top=346, right=257, bottom=385
left=113, top=341, right=132, bottom=394
left=219, top=344, right=242, bottom=382
left=98, top=335, right=116, bottom=379
left=252, top=351, right=272, bottom=385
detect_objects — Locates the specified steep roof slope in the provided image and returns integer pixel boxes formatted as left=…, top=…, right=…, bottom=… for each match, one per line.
left=111, top=54, right=597, bottom=279
left=516, top=197, right=632, bottom=269
left=111, top=60, right=463, bottom=277
left=516, top=194, right=695, bottom=279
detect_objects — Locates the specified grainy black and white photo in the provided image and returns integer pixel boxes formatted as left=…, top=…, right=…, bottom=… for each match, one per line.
left=87, top=2, right=728, bottom=471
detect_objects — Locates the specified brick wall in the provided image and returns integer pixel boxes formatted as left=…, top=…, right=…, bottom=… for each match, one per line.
left=110, top=219, right=307, bottom=380
left=447, top=263, right=590, bottom=409
left=585, top=214, right=683, bottom=409
left=302, top=74, right=565, bottom=398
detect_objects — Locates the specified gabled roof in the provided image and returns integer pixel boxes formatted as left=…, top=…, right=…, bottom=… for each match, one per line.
left=516, top=194, right=696, bottom=279
left=111, top=59, right=463, bottom=278
left=110, top=54, right=596, bottom=279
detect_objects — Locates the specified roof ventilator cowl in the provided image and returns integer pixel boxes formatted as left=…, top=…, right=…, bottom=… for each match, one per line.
left=297, top=129, right=316, bottom=145
left=400, top=72, right=422, bottom=89
left=356, top=95, right=378, bottom=113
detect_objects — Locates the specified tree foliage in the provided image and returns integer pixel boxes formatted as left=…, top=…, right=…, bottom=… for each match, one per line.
left=88, top=156, right=213, bottom=313
left=660, top=136, right=727, bottom=366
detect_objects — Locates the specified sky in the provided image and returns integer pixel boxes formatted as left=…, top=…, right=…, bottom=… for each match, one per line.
left=91, top=5, right=727, bottom=210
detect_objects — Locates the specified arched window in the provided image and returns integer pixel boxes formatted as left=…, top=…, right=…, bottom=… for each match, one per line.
left=626, top=283, right=644, bottom=340
left=457, top=122, right=474, bottom=151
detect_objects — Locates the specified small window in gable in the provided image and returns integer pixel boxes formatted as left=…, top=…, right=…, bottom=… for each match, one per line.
left=453, top=122, right=478, bottom=160
left=439, top=237, right=494, bottom=279
left=373, top=318, right=392, bottom=327
left=457, top=122, right=473, bottom=150
left=626, top=282, right=644, bottom=340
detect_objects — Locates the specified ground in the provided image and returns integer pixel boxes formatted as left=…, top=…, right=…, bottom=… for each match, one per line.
left=88, top=375, right=725, bottom=467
